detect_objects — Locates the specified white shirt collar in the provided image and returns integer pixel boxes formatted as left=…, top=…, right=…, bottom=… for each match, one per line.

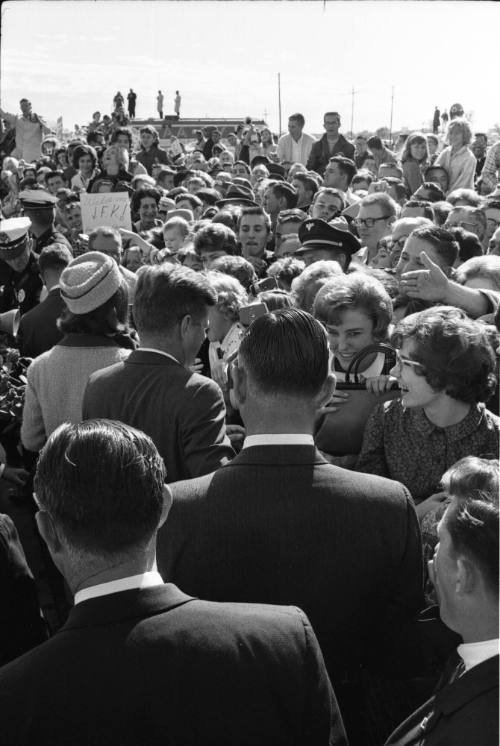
left=457, top=638, right=499, bottom=672
left=243, top=433, right=314, bottom=449
left=74, top=570, right=164, bottom=605
left=139, top=347, right=181, bottom=365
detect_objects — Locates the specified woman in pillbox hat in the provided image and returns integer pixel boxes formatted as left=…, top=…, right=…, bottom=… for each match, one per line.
left=59, top=252, right=122, bottom=314
left=21, top=252, right=136, bottom=453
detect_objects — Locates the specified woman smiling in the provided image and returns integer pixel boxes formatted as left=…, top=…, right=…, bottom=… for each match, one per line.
left=356, top=306, right=499, bottom=502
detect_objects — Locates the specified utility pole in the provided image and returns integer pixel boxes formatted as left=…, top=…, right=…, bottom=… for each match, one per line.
left=350, top=86, right=356, bottom=136
left=389, top=86, right=395, bottom=144
left=263, top=108, right=268, bottom=124
left=278, top=73, right=282, bottom=137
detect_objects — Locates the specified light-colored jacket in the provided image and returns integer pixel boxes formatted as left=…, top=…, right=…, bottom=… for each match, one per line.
left=480, top=142, right=500, bottom=192
left=276, top=132, right=316, bottom=165
left=435, top=145, right=476, bottom=194
left=0, top=108, right=50, bottom=163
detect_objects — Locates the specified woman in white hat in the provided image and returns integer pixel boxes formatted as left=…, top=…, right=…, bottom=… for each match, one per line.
left=21, top=252, right=137, bottom=453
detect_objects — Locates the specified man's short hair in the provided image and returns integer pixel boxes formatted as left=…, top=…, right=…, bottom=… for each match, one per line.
left=402, top=200, right=435, bottom=221
left=447, top=227, right=483, bottom=263
left=292, top=173, right=319, bottom=199
left=237, top=206, right=272, bottom=234
left=367, top=136, right=383, bottom=151
left=45, top=170, right=64, bottom=185
left=289, top=113, right=305, bottom=129
left=448, top=206, right=487, bottom=239
left=432, top=200, right=453, bottom=227
left=133, top=265, right=216, bottom=335
left=272, top=182, right=298, bottom=209
left=329, top=156, right=356, bottom=185
left=379, top=162, right=403, bottom=179
left=410, top=225, right=459, bottom=267
left=447, top=188, right=482, bottom=208
left=324, top=111, right=340, bottom=121
left=193, top=223, right=237, bottom=257
left=351, top=173, right=374, bottom=189
left=416, top=182, right=446, bottom=203
left=276, top=208, right=309, bottom=227
left=34, top=420, right=165, bottom=554
left=38, top=243, right=73, bottom=275
left=361, top=192, right=399, bottom=218
left=446, top=491, right=499, bottom=598
left=239, top=308, right=329, bottom=397
left=88, top=226, right=122, bottom=252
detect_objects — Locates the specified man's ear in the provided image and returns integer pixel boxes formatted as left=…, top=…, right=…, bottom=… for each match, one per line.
left=35, top=510, right=63, bottom=557
left=316, top=372, right=336, bottom=409
left=456, top=556, right=476, bottom=596
left=232, top=361, right=247, bottom=408
left=159, top=484, right=173, bottom=528
left=179, top=314, right=191, bottom=338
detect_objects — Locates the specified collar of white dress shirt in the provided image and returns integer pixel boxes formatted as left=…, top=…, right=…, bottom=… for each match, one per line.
left=457, top=638, right=499, bottom=672
left=243, top=433, right=314, bottom=449
left=74, top=570, right=164, bottom=605
left=139, top=347, right=181, bottom=365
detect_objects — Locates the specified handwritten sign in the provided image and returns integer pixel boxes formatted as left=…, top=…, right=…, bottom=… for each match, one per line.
left=80, top=192, right=132, bottom=233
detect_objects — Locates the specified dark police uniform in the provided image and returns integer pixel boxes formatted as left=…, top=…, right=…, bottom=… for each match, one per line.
left=0, top=216, right=42, bottom=316
left=0, top=250, right=42, bottom=315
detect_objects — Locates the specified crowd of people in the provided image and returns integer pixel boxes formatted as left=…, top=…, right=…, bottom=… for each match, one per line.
left=0, top=96, right=498, bottom=745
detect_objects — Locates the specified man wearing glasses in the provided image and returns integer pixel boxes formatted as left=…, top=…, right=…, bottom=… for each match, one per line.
left=353, top=192, right=398, bottom=264
left=444, top=206, right=487, bottom=246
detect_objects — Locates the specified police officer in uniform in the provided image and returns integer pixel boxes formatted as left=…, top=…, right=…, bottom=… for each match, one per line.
left=0, top=217, right=43, bottom=316
left=295, top=217, right=360, bottom=271
left=18, top=189, right=72, bottom=255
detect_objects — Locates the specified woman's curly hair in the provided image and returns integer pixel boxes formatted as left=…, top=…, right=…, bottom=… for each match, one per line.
left=392, top=306, right=497, bottom=404
left=204, top=271, right=248, bottom=323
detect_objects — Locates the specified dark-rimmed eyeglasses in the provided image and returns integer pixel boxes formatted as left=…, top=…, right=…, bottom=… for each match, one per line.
left=353, top=216, right=390, bottom=228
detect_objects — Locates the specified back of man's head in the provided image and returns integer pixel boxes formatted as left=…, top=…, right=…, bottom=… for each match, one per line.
left=411, top=225, right=459, bottom=267
left=272, top=182, right=298, bottom=209
left=133, top=264, right=216, bottom=336
left=329, top=156, right=356, bottom=185
left=239, top=308, right=329, bottom=398
left=38, top=242, right=73, bottom=277
left=34, top=420, right=165, bottom=556
left=446, top=492, right=499, bottom=601
left=367, top=136, right=383, bottom=151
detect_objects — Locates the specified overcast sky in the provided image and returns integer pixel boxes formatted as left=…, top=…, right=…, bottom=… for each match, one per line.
left=1, top=0, right=498, bottom=135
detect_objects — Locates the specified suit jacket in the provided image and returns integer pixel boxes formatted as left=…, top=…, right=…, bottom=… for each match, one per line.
left=385, top=653, right=499, bottom=745
left=82, top=350, right=234, bottom=482
left=306, top=134, right=355, bottom=175
left=0, top=513, right=47, bottom=665
left=17, top=287, right=65, bottom=358
left=158, top=445, right=424, bottom=687
left=0, top=583, right=346, bottom=746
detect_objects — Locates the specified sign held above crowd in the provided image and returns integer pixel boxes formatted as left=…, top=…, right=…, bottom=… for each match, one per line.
left=80, top=191, right=132, bottom=233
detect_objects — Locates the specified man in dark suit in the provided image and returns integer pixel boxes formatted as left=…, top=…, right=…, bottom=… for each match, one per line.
left=158, top=308, right=424, bottom=743
left=385, top=490, right=499, bottom=745
left=0, top=419, right=346, bottom=746
left=17, top=242, right=72, bottom=358
left=82, top=265, right=234, bottom=482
